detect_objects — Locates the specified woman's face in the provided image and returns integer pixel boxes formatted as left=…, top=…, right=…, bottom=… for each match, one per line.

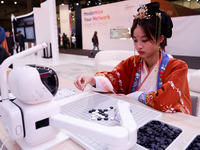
left=133, top=26, right=159, bottom=60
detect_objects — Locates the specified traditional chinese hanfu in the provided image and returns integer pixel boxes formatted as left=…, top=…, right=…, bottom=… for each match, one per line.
left=92, top=51, right=191, bottom=114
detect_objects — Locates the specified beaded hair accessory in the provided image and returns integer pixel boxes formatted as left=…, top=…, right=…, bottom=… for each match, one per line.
left=133, top=5, right=152, bottom=20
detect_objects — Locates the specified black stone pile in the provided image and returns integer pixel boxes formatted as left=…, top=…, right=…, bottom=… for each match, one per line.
left=137, top=120, right=182, bottom=150
left=186, top=135, right=200, bottom=150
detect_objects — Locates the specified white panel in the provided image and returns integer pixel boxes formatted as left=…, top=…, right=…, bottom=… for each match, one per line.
left=59, top=5, right=71, bottom=37
left=166, top=15, right=200, bottom=57
left=47, top=0, right=59, bottom=60
left=33, top=7, right=51, bottom=58
left=36, top=0, right=59, bottom=60
left=81, top=0, right=150, bottom=51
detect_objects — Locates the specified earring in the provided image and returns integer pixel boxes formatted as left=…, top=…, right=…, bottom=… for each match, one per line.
left=133, top=46, right=136, bottom=67
left=158, top=45, right=161, bottom=52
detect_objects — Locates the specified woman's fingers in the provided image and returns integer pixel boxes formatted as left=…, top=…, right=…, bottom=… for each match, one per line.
left=74, top=75, right=90, bottom=91
left=74, top=76, right=84, bottom=91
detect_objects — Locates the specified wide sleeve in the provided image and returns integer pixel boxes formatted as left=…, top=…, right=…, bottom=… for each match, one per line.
left=94, top=56, right=139, bottom=94
left=138, top=59, right=191, bottom=115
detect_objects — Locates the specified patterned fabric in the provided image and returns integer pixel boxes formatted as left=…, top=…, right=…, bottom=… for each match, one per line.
left=94, top=51, right=191, bottom=115
left=157, top=52, right=170, bottom=89
left=131, top=59, right=142, bottom=92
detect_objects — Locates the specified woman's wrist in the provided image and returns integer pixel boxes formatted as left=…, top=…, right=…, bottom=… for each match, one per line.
left=89, top=77, right=96, bottom=87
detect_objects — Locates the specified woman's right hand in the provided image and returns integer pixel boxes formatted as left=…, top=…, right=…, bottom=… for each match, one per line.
left=74, top=75, right=96, bottom=91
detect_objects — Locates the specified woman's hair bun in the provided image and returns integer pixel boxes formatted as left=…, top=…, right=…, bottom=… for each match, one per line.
left=137, top=2, right=173, bottom=38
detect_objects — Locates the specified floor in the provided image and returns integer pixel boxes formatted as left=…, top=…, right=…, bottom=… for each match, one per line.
left=13, top=49, right=197, bottom=75
left=13, top=53, right=95, bottom=69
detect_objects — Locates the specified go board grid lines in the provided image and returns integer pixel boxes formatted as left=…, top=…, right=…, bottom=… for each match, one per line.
left=61, top=93, right=162, bottom=150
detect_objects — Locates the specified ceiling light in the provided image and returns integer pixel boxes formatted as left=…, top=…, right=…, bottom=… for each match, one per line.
left=187, top=0, right=190, bottom=1
left=76, top=3, right=79, bottom=5
left=1, top=1, right=4, bottom=4
left=14, top=1, right=17, bottom=4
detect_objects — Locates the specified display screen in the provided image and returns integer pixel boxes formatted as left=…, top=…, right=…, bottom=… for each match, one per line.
left=25, top=26, right=35, bottom=39
left=16, top=27, right=25, bottom=36
left=110, top=28, right=131, bottom=40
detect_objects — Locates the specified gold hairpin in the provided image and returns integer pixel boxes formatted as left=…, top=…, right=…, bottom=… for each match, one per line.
left=155, top=12, right=162, bottom=43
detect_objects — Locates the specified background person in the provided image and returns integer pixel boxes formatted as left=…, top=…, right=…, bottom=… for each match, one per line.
left=6, top=31, right=14, bottom=56
left=62, top=33, right=68, bottom=50
left=15, top=32, right=19, bottom=53
left=74, top=2, right=191, bottom=115
left=0, top=26, right=9, bottom=53
left=71, top=34, right=76, bottom=48
left=17, top=31, right=25, bottom=52
left=58, top=33, right=61, bottom=47
left=0, top=27, right=12, bottom=68
left=90, top=31, right=99, bottom=55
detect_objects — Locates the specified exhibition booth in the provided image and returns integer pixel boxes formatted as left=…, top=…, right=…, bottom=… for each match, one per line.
left=0, top=0, right=200, bottom=149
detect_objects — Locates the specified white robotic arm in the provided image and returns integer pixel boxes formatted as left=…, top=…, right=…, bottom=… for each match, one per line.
left=50, top=100, right=137, bottom=150
left=0, top=43, right=137, bottom=150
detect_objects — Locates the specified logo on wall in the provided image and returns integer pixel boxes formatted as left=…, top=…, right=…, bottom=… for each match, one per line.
left=125, top=4, right=135, bottom=10
left=83, top=9, right=110, bottom=28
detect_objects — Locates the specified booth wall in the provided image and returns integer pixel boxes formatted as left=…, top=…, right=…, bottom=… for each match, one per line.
left=166, top=15, right=200, bottom=57
left=81, top=0, right=200, bottom=59
left=81, top=0, right=150, bottom=51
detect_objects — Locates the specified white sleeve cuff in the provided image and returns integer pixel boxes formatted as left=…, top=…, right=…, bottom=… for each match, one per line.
left=89, top=76, right=114, bottom=93
left=127, top=91, right=144, bottom=100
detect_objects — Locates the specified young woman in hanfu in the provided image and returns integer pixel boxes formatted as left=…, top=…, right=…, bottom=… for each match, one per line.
left=74, top=2, right=191, bottom=115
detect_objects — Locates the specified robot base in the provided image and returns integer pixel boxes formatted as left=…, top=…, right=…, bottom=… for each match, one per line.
left=16, top=130, right=69, bottom=150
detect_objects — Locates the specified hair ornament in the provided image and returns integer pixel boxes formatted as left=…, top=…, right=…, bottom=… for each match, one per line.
left=155, top=12, right=162, bottom=43
left=133, top=5, right=152, bottom=20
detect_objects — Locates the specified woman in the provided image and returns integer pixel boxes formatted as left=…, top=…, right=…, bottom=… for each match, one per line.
left=74, top=2, right=191, bottom=114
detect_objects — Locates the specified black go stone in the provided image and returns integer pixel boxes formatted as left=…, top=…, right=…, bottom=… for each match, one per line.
left=88, top=109, right=96, bottom=113
left=88, top=110, right=93, bottom=113
left=98, top=109, right=103, bottom=112
left=137, top=120, right=182, bottom=150
left=98, top=111, right=103, bottom=114
left=104, top=117, right=108, bottom=121
left=102, top=113, right=108, bottom=117
left=186, top=135, right=200, bottom=150
left=97, top=117, right=102, bottom=121
left=110, top=106, right=114, bottom=109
